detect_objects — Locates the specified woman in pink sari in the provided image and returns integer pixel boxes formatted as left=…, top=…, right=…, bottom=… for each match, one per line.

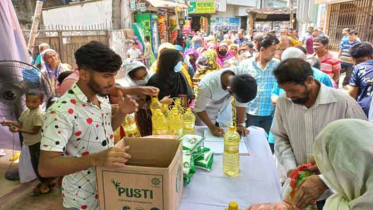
left=216, top=42, right=234, bottom=68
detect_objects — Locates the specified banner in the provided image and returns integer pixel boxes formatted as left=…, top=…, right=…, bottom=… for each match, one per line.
left=188, top=0, right=216, bottom=14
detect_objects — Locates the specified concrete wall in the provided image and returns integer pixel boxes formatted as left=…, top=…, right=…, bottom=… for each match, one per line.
left=42, top=0, right=112, bottom=28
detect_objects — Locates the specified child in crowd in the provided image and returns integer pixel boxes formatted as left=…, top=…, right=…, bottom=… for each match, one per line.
left=1, top=91, right=54, bottom=196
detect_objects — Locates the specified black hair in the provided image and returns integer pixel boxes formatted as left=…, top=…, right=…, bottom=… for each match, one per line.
left=132, top=41, right=139, bottom=45
left=57, top=71, right=73, bottom=84
left=274, top=58, right=313, bottom=85
left=145, top=36, right=150, bottom=41
left=46, top=96, right=58, bottom=109
left=74, top=41, right=122, bottom=72
left=306, top=57, right=321, bottom=69
left=241, top=41, right=254, bottom=49
left=258, top=34, right=279, bottom=50
left=295, top=46, right=307, bottom=55
left=128, top=67, right=147, bottom=79
left=229, top=74, right=257, bottom=103
left=349, top=42, right=373, bottom=59
left=26, top=90, right=44, bottom=101
left=157, top=49, right=182, bottom=77
left=349, top=30, right=358, bottom=35
left=314, top=36, right=329, bottom=46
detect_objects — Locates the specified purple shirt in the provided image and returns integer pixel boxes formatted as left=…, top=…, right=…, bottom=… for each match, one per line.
left=306, top=36, right=314, bottom=54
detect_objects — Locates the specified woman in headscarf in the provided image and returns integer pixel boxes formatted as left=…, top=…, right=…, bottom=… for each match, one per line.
left=146, top=49, right=194, bottom=103
left=40, top=49, right=71, bottom=94
left=313, top=119, right=373, bottom=210
left=229, top=44, right=239, bottom=60
left=194, top=49, right=221, bottom=80
left=207, top=42, right=217, bottom=50
left=216, top=42, right=234, bottom=68
left=183, top=49, right=199, bottom=72
left=192, top=36, right=203, bottom=50
left=150, top=43, right=193, bottom=88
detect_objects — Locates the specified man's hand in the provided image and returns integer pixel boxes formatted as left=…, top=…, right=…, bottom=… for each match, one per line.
left=9, top=126, right=19, bottom=133
left=1, top=119, right=10, bottom=126
left=301, top=157, right=320, bottom=174
left=293, top=175, right=328, bottom=209
left=91, top=146, right=131, bottom=168
left=237, top=125, right=249, bottom=137
left=138, top=86, right=159, bottom=96
left=210, top=125, right=225, bottom=137
left=160, top=96, right=173, bottom=105
left=117, top=90, right=139, bottom=115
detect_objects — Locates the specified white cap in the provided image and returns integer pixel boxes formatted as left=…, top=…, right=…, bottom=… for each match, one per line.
left=281, top=47, right=306, bottom=61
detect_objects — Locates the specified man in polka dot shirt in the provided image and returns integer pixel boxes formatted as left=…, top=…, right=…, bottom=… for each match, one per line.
left=39, top=41, right=157, bottom=210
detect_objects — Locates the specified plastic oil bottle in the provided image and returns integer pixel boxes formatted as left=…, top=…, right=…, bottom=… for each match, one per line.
left=223, top=125, right=241, bottom=177
left=182, top=108, right=195, bottom=134
left=168, top=106, right=183, bottom=136
left=161, top=104, right=170, bottom=119
left=152, top=109, right=168, bottom=135
left=123, top=114, right=141, bottom=137
left=150, top=96, right=162, bottom=114
left=174, top=97, right=185, bottom=114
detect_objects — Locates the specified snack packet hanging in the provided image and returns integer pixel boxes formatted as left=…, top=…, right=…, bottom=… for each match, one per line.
left=183, top=150, right=196, bottom=185
left=282, top=163, right=317, bottom=210
left=178, top=134, right=205, bottom=151
left=195, top=151, right=213, bottom=171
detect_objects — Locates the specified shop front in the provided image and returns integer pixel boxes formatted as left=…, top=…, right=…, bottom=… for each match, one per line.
left=187, top=0, right=216, bottom=33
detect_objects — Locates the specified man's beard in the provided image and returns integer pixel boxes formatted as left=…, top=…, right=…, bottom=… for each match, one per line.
left=291, top=88, right=311, bottom=105
left=87, top=78, right=112, bottom=97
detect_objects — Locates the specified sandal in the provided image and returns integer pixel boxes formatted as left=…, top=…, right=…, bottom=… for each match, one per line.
left=29, top=186, right=51, bottom=196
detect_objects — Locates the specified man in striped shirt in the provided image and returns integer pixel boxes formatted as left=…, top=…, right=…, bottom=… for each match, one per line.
left=272, top=58, right=366, bottom=209
left=313, top=36, right=341, bottom=86
left=338, top=30, right=360, bottom=87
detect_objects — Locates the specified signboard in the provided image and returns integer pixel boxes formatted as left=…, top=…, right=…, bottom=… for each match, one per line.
left=188, top=0, right=216, bottom=14
left=137, top=3, right=146, bottom=12
left=130, top=0, right=136, bottom=11
left=211, top=17, right=239, bottom=32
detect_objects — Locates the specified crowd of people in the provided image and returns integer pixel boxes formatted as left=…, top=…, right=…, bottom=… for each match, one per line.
left=2, top=25, right=373, bottom=210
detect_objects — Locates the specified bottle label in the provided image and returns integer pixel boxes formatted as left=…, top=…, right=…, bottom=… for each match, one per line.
left=224, top=145, right=239, bottom=153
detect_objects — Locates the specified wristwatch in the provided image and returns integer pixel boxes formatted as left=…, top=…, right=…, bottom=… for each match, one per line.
left=237, top=122, right=246, bottom=127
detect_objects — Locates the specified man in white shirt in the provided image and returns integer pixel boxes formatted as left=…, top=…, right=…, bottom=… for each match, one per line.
left=194, top=68, right=257, bottom=137
left=127, top=41, right=143, bottom=61
left=271, top=58, right=367, bottom=209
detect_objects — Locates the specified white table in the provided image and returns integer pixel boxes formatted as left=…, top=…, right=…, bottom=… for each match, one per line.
left=179, top=126, right=282, bottom=209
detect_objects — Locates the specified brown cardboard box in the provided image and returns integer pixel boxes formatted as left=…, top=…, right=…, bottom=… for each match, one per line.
left=96, top=137, right=183, bottom=210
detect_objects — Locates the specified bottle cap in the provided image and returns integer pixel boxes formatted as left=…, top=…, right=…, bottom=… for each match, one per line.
left=228, top=201, right=238, bottom=210
left=228, top=126, right=236, bottom=131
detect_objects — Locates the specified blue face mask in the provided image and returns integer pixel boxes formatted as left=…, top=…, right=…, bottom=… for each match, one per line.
left=174, top=61, right=183, bottom=72
left=193, top=44, right=201, bottom=49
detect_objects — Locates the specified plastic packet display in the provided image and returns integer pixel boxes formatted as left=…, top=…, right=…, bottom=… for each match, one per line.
left=192, top=147, right=210, bottom=161
left=248, top=202, right=294, bottom=210
left=195, top=151, right=213, bottom=171
left=178, top=134, right=205, bottom=151
left=183, top=150, right=195, bottom=185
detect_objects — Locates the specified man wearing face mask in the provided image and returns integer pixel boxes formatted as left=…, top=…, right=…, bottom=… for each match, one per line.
left=271, top=58, right=366, bottom=210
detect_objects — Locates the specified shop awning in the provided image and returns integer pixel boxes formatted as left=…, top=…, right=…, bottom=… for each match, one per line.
left=246, top=7, right=295, bottom=15
left=146, top=0, right=189, bottom=9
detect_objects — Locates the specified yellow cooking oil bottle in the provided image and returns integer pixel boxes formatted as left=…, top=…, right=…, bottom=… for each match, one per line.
left=168, top=106, right=183, bottom=136
left=174, top=97, right=185, bottom=114
left=223, top=124, right=241, bottom=177
left=152, top=109, right=168, bottom=135
left=225, top=201, right=241, bottom=210
left=161, top=104, right=170, bottom=119
left=150, top=95, right=162, bottom=114
left=182, top=108, right=195, bottom=134
left=122, top=114, right=141, bottom=137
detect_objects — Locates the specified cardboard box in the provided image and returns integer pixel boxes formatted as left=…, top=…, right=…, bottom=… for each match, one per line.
left=97, top=137, right=183, bottom=210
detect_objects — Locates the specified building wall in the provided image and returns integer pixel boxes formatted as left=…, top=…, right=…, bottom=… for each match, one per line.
left=42, top=0, right=112, bottom=28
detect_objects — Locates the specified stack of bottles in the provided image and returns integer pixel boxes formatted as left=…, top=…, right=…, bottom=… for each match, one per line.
left=150, top=96, right=196, bottom=137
